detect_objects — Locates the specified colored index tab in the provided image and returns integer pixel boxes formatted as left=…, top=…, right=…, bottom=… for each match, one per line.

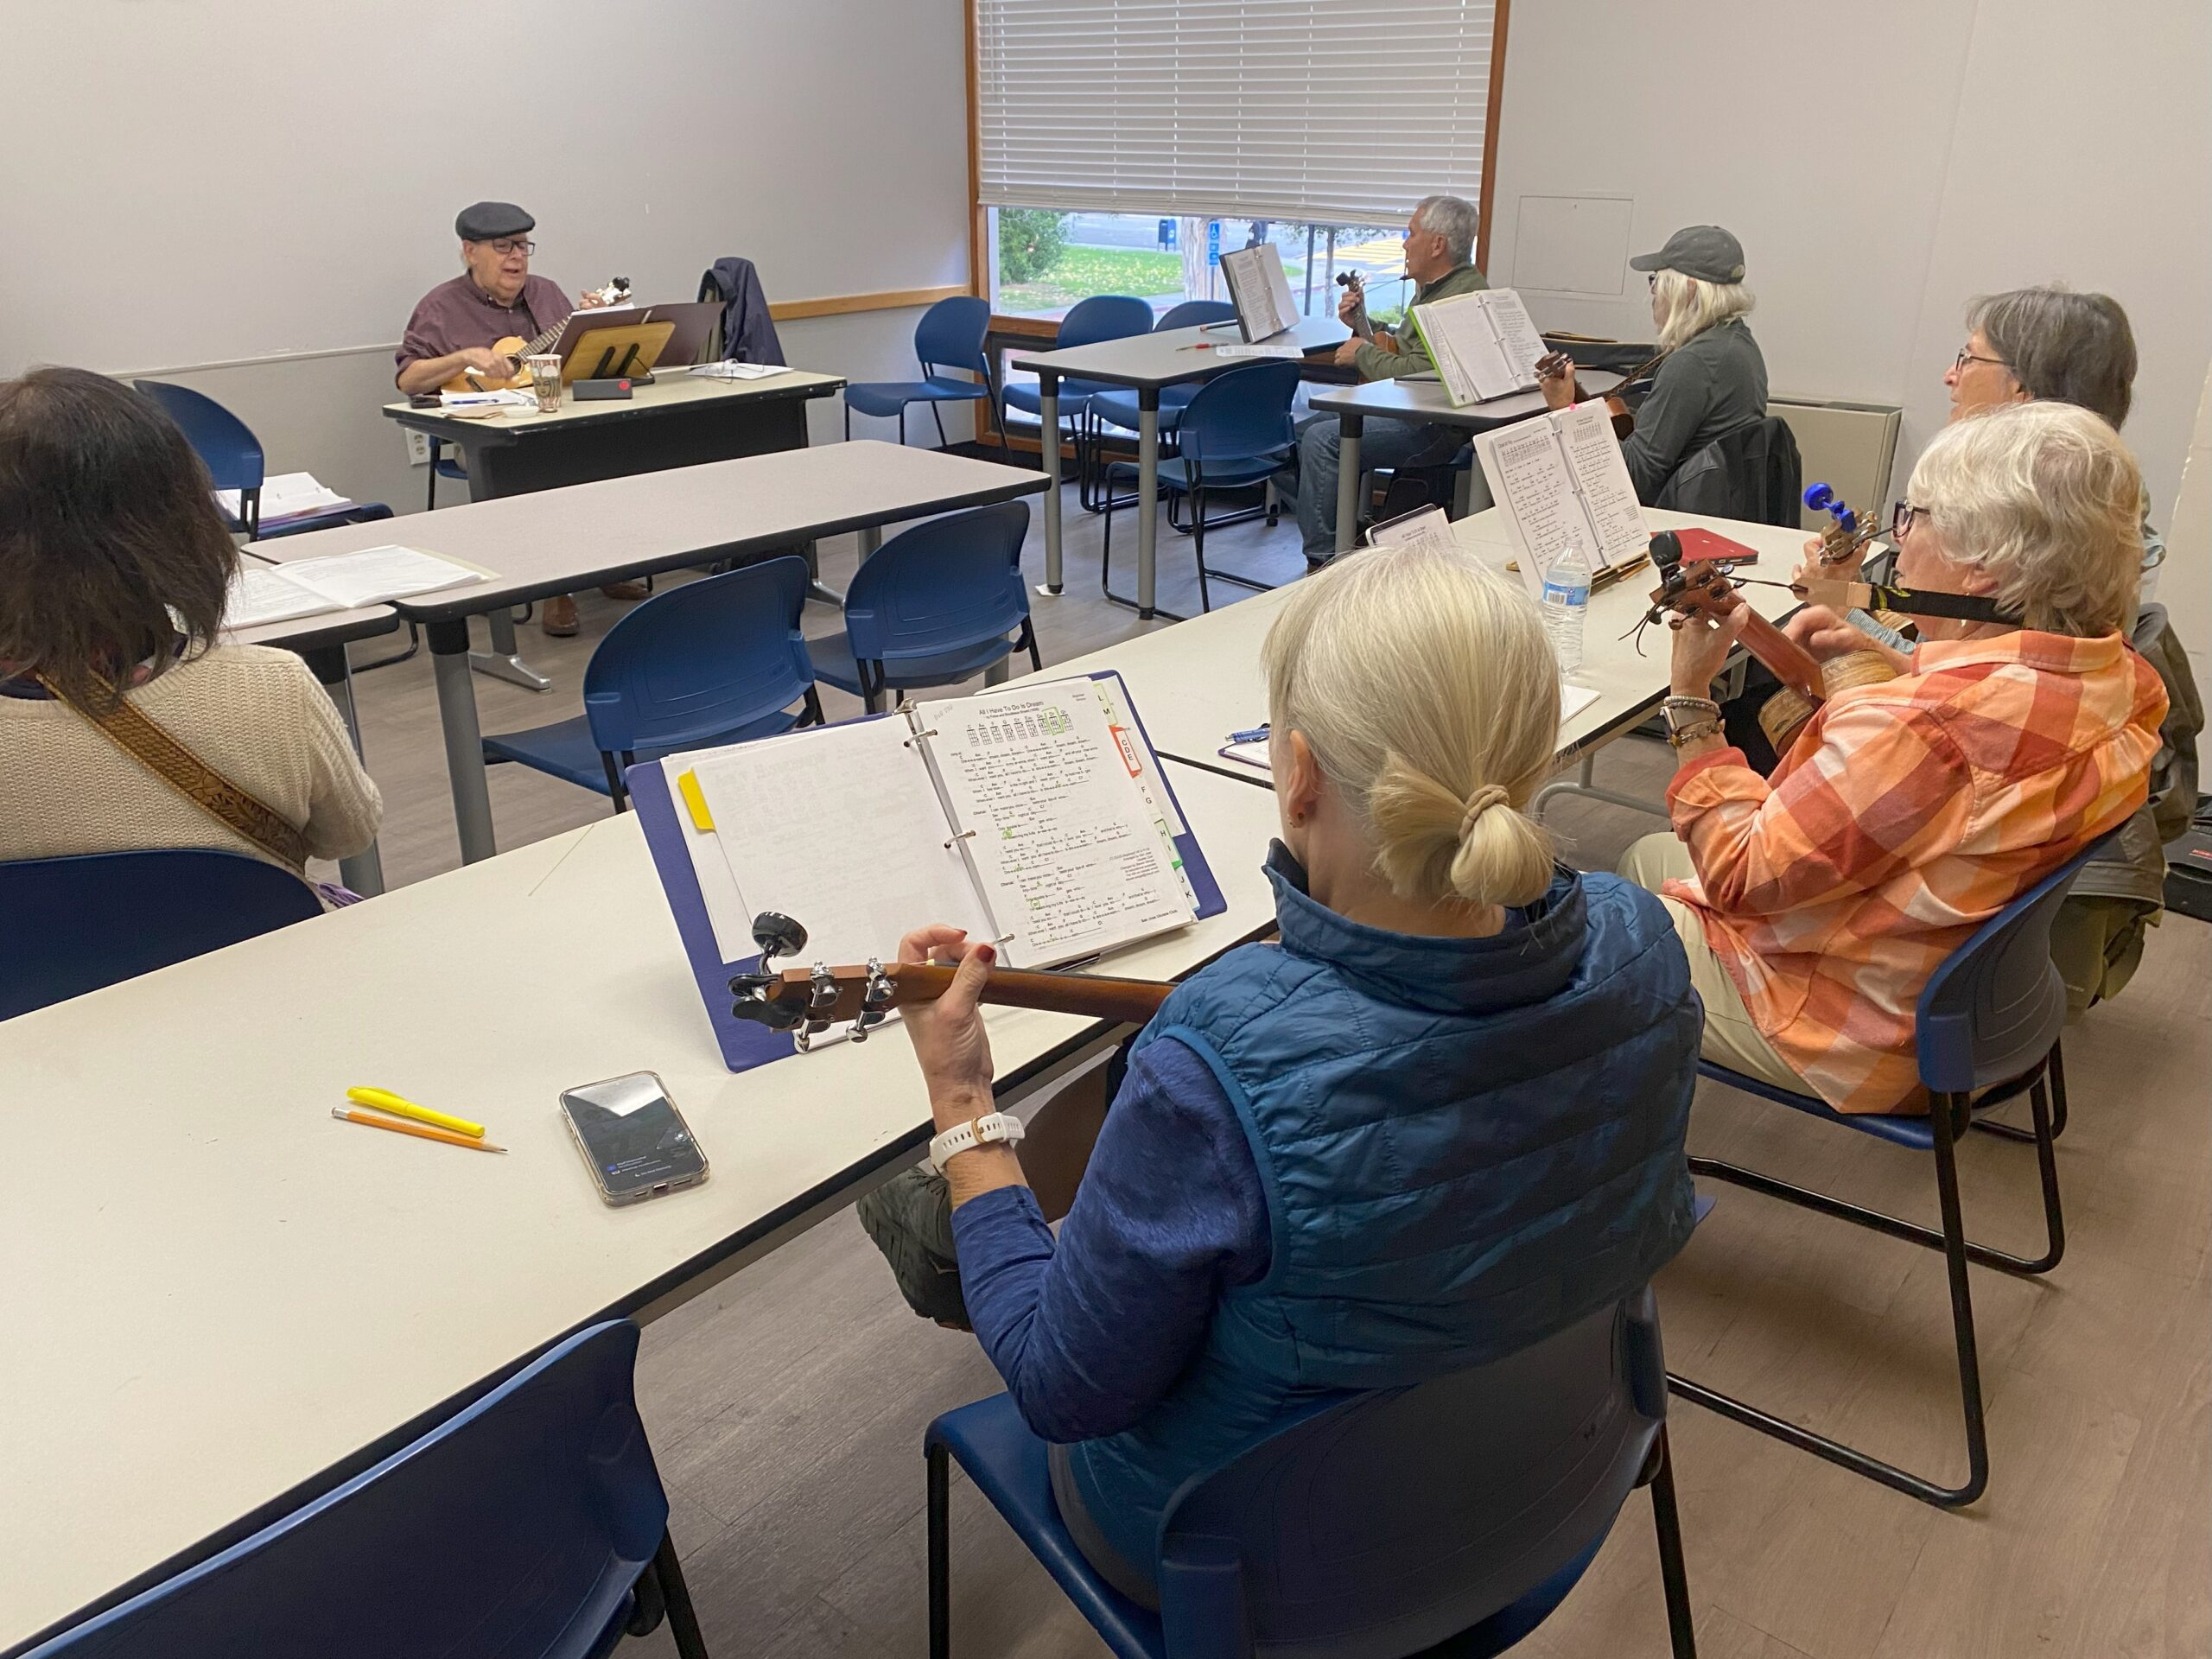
left=677, top=770, right=715, bottom=832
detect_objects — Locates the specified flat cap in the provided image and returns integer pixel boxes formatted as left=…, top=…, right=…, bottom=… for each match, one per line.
left=1629, top=226, right=1745, bottom=285
left=455, top=200, right=535, bottom=242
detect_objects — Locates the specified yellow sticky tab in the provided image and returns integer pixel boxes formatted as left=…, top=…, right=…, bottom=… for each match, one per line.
left=677, top=770, right=715, bottom=832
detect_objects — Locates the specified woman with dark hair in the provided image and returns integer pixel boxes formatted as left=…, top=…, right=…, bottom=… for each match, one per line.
left=0, top=367, right=381, bottom=890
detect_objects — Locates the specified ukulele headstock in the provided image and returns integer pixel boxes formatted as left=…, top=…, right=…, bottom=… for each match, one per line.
left=1645, top=527, right=1760, bottom=628
left=1804, top=483, right=1876, bottom=566
left=728, top=912, right=901, bottom=1049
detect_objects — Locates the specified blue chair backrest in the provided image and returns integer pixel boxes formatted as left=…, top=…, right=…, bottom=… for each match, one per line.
left=582, top=556, right=816, bottom=757
left=1055, top=294, right=1157, bottom=350
left=843, top=501, right=1031, bottom=667
left=916, top=295, right=991, bottom=379
left=1158, top=1290, right=1664, bottom=1658
left=0, top=849, right=321, bottom=1021
left=133, top=381, right=264, bottom=494
left=1177, top=361, right=1303, bottom=468
left=29, top=1322, right=666, bottom=1658
left=1156, top=300, right=1238, bottom=331
left=1915, top=831, right=2115, bottom=1094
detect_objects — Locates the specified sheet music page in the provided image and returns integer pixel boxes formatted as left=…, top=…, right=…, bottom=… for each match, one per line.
left=226, top=564, right=335, bottom=629
left=1481, top=289, right=1548, bottom=391
left=1475, top=416, right=1583, bottom=592
left=916, top=679, right=1195, bottom=967
left=1365, top=505, right=1455, bottom=554
left=1414, top=292, right=1517, bottom=404
left=687, top=717, right=990, bottom=965
left=281, top=545, right=487, bottom=609
left=1557, top=404, right=1647, bottom=571
left=1222, top=245, right=1288, bottom=340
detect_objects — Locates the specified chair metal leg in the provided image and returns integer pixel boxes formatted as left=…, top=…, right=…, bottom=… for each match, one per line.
left=899, top=409, right=908, bottom=448
left=1193, top=482, right=1213, bottom=613
left=1974, top=1041, right=2069, bottom=1144
left=931, top=402, right=950, bottom=449
left=844, top=404, right=852, bottom=442
left=1099, top=463, right=1188, bottom=622
left=1644, top=1432, right=1698, bottom=1659
left=654, top=1530, right=712, bottom=1659
left=1670, top=1089, right=1994, bottom=1508
left=348, top=621, right=423, bottom=674
left=927, top=1441, right=951, bottom=1659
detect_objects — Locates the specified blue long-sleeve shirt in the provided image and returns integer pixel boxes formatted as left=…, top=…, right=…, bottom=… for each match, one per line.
left=950, top=1036, right=1271, bottom=1443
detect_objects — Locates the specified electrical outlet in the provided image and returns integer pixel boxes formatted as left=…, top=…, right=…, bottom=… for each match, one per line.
left=404, top=429, right=432, bottom=467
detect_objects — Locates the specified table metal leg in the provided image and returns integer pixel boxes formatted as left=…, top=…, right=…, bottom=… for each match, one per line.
left=1038, top=374, right=1064, bottom=596
left=301, top=644, right=385, bottom=897
left=1135, top=391, right=1161, bottom=619
left=1333, top=412, right=1363, bottom=558
left=858, top=525, right=883, bottom=561
left=471, top=606, right=552, bottom=692
left=429, top=619, right=499, bottom=862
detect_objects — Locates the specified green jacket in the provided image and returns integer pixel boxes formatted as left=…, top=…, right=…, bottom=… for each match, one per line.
left=1353, top=264, right=1488, bottom=380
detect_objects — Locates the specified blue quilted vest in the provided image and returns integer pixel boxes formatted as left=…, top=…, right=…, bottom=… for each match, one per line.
left=1066, top=844, right=1700, bottom=1574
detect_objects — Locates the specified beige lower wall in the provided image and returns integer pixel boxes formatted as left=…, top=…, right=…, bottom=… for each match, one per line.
left=110, top=307, right=982, bottom=520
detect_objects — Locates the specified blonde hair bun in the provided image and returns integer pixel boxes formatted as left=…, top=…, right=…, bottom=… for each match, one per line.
left=1262, top=546, right=1560, bottom=909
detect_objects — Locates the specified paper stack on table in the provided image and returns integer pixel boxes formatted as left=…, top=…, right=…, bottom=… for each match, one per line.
left=216, top=472, right=353, bottom=531
left=226, top=546, right=486, bottom=630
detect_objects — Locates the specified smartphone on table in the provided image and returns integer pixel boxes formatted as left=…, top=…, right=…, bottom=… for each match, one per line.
left=559, top=1071, right=709, bottom=1205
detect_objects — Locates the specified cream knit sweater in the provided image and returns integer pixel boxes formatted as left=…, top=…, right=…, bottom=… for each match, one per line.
left=0, top=645, right=383, bottom=874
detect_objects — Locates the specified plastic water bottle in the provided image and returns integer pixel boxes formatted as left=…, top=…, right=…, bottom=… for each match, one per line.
left=1541, top=534, right=1592, bottom=675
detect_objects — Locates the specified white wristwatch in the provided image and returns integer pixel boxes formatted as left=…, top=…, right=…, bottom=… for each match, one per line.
left=929, top=1112, right=1026, bottom=1174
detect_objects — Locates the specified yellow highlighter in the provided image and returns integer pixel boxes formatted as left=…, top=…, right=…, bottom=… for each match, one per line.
left=346, top=1086, right=486, bottom=1141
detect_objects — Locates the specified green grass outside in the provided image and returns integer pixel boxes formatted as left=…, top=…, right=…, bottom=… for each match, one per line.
left=1000, top=243, right=1308, bottom=314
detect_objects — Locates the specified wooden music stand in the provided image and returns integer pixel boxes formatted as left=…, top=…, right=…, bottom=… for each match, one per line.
left=561, top=321, right=677, bottom=383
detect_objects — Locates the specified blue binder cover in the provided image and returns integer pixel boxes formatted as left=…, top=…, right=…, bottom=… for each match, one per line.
left=630, top=671, right=1228, bottom=1074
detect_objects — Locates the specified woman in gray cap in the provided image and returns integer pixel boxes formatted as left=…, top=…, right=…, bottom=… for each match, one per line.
left=1539, top=225, right=1768, bottom=503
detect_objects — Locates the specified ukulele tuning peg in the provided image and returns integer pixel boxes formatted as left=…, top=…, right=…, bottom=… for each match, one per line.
left=751, top=912, right=808, bottom=969
left=849, top=957, right=897, bottom=1043
left=1803, top=483, right=1837, bottom=513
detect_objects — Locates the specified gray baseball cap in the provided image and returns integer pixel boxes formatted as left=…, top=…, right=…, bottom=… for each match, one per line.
left=1630, top=226, right=1746, bottom=284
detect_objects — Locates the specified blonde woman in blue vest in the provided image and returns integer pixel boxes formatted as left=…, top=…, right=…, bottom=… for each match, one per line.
left=883, top=546, right=1702, bottom=1607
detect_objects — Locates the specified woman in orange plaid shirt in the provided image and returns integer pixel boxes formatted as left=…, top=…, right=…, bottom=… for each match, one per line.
left=1620, top=401, right=2169, bottom=1114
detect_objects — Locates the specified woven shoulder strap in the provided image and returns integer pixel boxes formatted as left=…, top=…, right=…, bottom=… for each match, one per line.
left=41, top=671, right=310, bottom=868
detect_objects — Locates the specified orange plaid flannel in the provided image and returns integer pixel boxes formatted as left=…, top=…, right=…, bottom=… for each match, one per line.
left=1665, top=631, right=2169, bottom=1114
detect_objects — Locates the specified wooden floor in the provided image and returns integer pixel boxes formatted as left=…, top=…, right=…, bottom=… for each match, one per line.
left=334, top=481, right=2210, bottom=1658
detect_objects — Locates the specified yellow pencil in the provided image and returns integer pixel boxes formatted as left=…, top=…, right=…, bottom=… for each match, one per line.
left=346, top=1086, right=486, bottom=1140
left=332, top=1106, right=506, bottom=1154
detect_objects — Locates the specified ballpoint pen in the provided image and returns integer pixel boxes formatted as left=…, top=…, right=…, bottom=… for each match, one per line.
left=1228, top=725, right=1272, bottom=744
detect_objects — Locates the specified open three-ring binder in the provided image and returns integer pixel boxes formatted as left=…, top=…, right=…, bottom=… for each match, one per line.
left=630, top=671, right=1225, bottom=1072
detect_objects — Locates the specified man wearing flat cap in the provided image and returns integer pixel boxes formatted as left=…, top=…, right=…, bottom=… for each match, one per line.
left=396, top=202, right=637, bottom=632
left=1538, top=223, right=1768, bottom=503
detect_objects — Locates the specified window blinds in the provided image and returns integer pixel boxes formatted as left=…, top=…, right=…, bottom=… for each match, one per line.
left=974, top=1, right=1499, bottom=226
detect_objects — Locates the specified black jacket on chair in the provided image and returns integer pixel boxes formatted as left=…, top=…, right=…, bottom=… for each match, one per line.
left=1655, top=415, right=1802, bottom=526
left=697, top=257, right=786, bottom=365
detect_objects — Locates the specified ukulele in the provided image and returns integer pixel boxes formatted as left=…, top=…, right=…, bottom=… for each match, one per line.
left=1803, top=484, right=1884, bottom=569
left=441, top=276, right=632, bottom=392
left=1534, top=347, right=1667, bottom=441
left=1643, top=528, right=1828, bottom=704
left=728, top=913, right=1173, bottom=1051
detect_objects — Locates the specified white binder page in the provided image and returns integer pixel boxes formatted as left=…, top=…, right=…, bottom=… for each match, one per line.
left=918, top=680, right=1194, bottom=967
left=1476, top=416, right=1585, bottom=594
left=279, top=545, right=488, bottom=608
left=1223, top=244, right=1294, bottom=340
left=1558, top=404, right=1649, bottom=572
left=1481, top=289, right=1548, bottom=391
left=687, top=717, right=990, bottom=965
left=1415, top=292, right=1514, bottom=404
left=226, top=564, right=336, bottom=629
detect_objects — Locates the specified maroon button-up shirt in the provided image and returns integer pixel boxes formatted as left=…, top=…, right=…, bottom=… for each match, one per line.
left=394, top=273, right=576, bottom=382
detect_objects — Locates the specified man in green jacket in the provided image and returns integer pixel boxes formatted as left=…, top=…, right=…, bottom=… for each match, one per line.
left=1289, top=194, right=1488, bottom=562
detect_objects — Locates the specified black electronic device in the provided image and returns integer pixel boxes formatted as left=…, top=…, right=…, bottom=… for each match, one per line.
left=573, top=378, right=635, bottom=401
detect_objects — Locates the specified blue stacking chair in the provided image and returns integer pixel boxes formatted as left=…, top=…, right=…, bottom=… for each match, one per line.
left=483, top=556, right=823, bottom=810
left=133, top=381, right=393, bottom=543
left=0, top=849, right=322, bottom=1021
left=843, top=296, right=995, bottom=448
left=810, top=502, right=1040, bottom=712
left=925, top=1288, right=1696, bottom=1659
left=1669, top=835, right=2113, bottom=1509
left=1002, top=296, right=1157, bottom=502
left=1099, top=362, right=1300, bottom=616
left=25, top=1320, right=708, bottom=1659
left=1083, top=301, right=1241, bottom=512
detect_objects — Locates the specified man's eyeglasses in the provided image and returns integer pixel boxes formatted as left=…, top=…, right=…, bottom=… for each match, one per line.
left=1952, top=346, right=2007, bottom=375
left=487, top=238, right=536, bottom=257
